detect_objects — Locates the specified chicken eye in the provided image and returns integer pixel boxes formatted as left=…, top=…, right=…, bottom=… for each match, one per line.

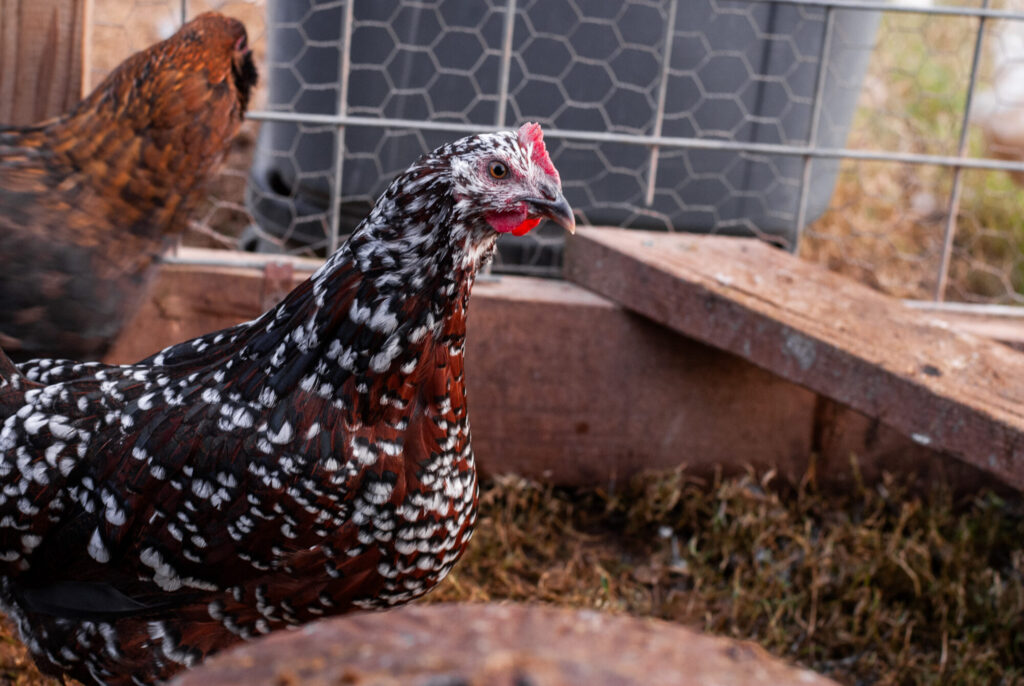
left=488, top=161, right=508, bottom=180
left=235, top=35, right=248, bottom=51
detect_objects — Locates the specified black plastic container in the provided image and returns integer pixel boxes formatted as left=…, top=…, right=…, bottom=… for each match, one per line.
left=245, top=0, right=879, bottom=270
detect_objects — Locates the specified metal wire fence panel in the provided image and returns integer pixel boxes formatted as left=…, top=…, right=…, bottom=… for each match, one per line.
left=81, top=0, right=1024, bottom=305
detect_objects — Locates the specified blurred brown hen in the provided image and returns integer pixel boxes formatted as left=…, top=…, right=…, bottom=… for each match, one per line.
left=0, top=11, right=257, bottom=363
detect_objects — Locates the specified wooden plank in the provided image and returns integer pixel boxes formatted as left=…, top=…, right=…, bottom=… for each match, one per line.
left=172, top=604, right=841, bottom=686
left=0, top=0, right=88, bottom=125
left=103, top=259, right=994, bottom=492
left=466, top=277, right=818, bottom=486
left=165, top=247, right=324, bottom=272
left=564, top=227, right=1024, bottom=490
left=908, top=306, right=1024, bottom=351
left=160, top=248, right=1024, bottom=349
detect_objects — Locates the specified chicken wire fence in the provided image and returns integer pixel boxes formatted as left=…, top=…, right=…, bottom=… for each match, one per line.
left=86, top=0, right=1024, bottom=307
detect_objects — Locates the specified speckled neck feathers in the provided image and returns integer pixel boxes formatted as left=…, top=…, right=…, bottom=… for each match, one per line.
left=151, top=139, right=498, bottom=424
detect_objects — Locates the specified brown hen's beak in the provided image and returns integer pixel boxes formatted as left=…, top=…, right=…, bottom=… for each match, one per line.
left=526, top=195, right=576, bottom=235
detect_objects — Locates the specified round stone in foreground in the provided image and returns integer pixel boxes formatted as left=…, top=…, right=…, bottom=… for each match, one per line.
left=170, top=603, right=838, bottom=686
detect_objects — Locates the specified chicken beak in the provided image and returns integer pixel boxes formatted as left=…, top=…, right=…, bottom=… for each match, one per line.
left=525, top=195, right=576, bottom=235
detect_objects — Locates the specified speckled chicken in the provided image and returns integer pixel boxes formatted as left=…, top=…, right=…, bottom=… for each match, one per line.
left=0, top=12, right=257, bottom=363
left=0, top=123, right=574, bottom=686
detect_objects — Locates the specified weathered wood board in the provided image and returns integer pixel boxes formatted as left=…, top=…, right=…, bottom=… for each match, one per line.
left=171, top=604, right=840, bottom=686
left=105, top=249, right=986, bottom=492
left=909, top=306, right=1024, bottom=351
left=565, top=228, right=1024, bottom=490
left=0, top=0, right=88, bottom=125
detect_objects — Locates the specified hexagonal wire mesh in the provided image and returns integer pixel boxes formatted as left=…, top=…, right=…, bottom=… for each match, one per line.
left=85, top=0, right=1024, bottom=306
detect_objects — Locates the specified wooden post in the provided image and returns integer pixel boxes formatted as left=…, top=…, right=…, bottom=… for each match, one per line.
left=0, top=0, right=89, bottom=125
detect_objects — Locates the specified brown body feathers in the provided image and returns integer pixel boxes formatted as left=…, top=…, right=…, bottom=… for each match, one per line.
left=0, top=12, right=257, bottom=362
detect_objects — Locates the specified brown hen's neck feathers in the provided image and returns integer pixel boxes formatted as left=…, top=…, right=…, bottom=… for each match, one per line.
left=0, top=12, right=255, bottom=361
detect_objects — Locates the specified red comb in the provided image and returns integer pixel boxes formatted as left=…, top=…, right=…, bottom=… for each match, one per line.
left=517, top=122, right=559, bottom=182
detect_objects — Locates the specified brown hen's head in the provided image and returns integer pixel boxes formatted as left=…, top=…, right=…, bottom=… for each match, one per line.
left=142, top=11, right=258, bottom=120
left=173, top=11, right=259, bottom=113
left=65, top=12, right=257, bottom=150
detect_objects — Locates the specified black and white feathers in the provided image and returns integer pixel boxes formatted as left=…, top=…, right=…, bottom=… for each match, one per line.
left=0, top=124, right=572, bottom=685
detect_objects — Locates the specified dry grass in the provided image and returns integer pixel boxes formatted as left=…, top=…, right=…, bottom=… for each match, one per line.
left=441, top=467, right=1024, bottom=686
left=802, top=9, right=1024, bottom=304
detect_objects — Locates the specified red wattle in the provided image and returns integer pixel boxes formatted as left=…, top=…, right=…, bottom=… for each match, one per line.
left=486, top=207, right=540, bottom=236
left=511, top=218, right=541, bottom=236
